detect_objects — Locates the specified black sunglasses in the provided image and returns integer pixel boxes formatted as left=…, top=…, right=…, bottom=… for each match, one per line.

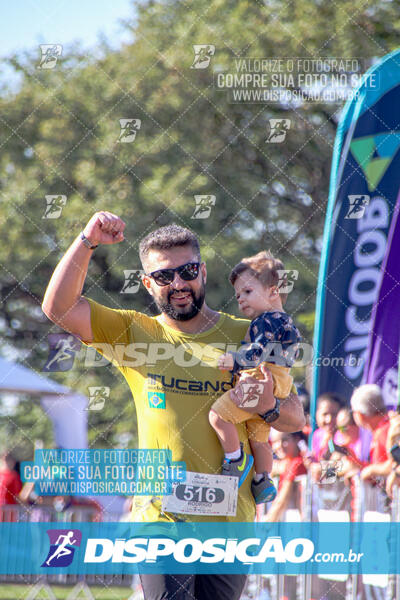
left=148, top=262, right=201, bottom=286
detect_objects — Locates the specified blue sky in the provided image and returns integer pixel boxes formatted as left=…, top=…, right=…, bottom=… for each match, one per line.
left=0, top=0, right=136, bottom=58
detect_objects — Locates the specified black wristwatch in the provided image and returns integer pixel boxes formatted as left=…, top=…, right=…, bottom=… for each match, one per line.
left=259, top=397, right=280, bottom=423
left=80, top=231, right=98, bottom=250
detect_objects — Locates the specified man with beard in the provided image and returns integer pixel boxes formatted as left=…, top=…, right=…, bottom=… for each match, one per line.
left=42, top=211, right=305, bottom=600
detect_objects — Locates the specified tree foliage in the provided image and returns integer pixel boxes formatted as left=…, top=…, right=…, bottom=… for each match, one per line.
left=0, top=0, right=398, bottom=455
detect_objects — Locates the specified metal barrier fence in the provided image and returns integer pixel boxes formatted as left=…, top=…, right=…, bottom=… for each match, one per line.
left=242, top=474, right=400, bottom=600
left=0, top=503, right=140, bottom=599
left=2, top=480, right=400, bottom=600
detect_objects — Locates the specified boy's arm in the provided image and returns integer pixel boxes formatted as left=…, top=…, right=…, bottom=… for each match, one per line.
left=227, top=320, right=266, bottom=373
left=218, top=325, right=258, bottom=373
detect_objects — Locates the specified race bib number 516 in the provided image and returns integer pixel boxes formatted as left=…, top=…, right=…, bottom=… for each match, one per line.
left=162, top=471, right=238, bottom=516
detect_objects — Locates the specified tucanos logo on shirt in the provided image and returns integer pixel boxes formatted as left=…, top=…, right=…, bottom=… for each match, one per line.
left=148, top=391, right=166, bottom=409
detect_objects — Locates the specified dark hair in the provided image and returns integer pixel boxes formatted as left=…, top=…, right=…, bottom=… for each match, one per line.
left=139, top=224, right=201, bottom=268
left=337, top=407, right=356, bottom=427
left=279, top=430, right=308, bottom=447
left=290, top=431, right=308, bottom=443
left=317, top=392, right=346, bottom=410
left=229, top=250, right=288, bottom=302
left=2, top=451, right=16, bottom=469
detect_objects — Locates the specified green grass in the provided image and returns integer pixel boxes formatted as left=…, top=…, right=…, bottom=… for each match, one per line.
left=0, top=584, right=137, bottom=600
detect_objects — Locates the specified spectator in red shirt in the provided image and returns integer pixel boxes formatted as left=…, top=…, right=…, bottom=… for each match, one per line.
left=0, top=452, right=23, bottom=522
left=0, top=452, right=22, bottom=506
left=265, top=431, right=307, bottom=522
left=385, top=412, right=400, bottom=498
left=350, top=384, right=391, bottom=483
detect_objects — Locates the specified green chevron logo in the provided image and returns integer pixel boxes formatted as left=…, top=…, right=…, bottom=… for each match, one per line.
left=350, top=133, right=400, bottom=191
left=237, top=455, right=247, bottom=472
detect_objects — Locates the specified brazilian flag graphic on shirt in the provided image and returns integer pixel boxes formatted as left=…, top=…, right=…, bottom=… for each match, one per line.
left=148, top=391, right=166, bottom=409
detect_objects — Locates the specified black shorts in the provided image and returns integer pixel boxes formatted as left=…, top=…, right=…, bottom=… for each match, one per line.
left=139, top=572, right=248, bottom=600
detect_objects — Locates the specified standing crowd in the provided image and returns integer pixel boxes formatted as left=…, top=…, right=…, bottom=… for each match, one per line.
left=263, top=383, right=400, bottom=522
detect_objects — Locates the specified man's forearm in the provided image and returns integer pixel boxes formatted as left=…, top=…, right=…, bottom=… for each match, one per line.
left=42, top=212, right=125, bottom=330
left=229, top=365, right=305, bottom=434
left=273, top=392, right=306, bottom=432
left=42, top=234, right=93, bottom=323
left=367, top=459, right=392, bottom=478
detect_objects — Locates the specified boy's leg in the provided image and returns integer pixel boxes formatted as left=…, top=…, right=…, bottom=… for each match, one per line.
left=246, top=418, right=272, bottom=473
left=249, top=438, right=273, bottom=474
left=209, top=409, right=240, bottom=453
left=247, top=419, right=277, bottom=504
left=209, top=391, right=254, bottom=486
left=209, top=386, right=253, bottom=456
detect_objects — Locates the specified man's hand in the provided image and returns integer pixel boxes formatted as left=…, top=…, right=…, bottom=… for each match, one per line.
left=360, top=464, right=379, bottom=484
left=218, top=353, right=234, bottom=371
left=42, top=211, right=126, bottom=342
left=386, top=468, right=400, bottom=499
left=83, top=212, right=126, bottom=246
left=343, top=465, right=361, bottom=486
left=229, top=363, right=275, bottom=414
left=228, top=364, right=305, bottom=431
left=360, top=459, right=392, bottom=483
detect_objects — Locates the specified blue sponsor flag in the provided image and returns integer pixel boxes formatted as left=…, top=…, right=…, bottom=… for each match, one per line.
left=312, top=49, right=400, bottom=425
left=364, top=194, right=400, bottom=408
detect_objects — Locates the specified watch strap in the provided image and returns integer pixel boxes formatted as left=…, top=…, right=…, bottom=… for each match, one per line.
left=259, top=397, right=280, bottom=423
left=80, top=231, right=98, bottom=250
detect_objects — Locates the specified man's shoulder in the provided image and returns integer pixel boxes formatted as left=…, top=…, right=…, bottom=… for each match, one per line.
left=86, top=297, right=154, bottom=321
left=218, top=311, right=250, bottom=329
left=85, top=297, right=160, bottom=345
left=212, top=312, right=250, bottom=344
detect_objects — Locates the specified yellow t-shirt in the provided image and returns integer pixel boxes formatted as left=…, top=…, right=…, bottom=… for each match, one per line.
left=84, top=297, right=256, bottom=523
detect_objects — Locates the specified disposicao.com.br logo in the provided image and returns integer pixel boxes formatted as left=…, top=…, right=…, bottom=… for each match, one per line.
left=83, top=536, right=315, bottom=564
left=40, top=533, right=364, bottom=569
left=12, top=522, right=385, bottom=575
left=42, top=529, right=82, bottom=567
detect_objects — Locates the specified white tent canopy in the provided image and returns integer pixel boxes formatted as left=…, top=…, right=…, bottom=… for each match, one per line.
left=0, top=357, right=88, bottom=449
left=0, top=357, right=127, bottom=515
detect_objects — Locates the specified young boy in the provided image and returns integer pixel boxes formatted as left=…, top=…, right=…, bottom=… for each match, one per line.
left=209, top=251, right=301, bottom=504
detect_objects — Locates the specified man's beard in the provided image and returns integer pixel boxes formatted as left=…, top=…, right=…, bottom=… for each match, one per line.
left=155, top=284, right=205, bottom=321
